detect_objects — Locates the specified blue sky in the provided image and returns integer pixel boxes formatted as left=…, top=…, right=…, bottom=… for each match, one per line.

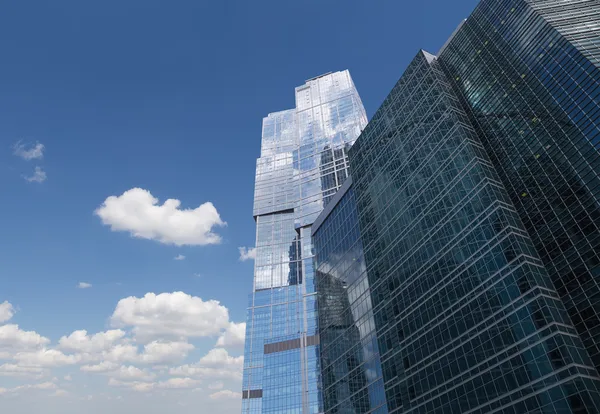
left=0, top=1, right=478, bottom=412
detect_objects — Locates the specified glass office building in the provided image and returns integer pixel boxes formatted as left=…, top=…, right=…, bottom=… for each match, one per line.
left=345, top=47, right=600, bottom=413
left=246, top=1, right=600, bottom=412
left=312, top=177, right=388, bottom=414
left=242, top=71, right=368, bottom=414
left=308, top=0, right=600, bottom=412
left=438, top=0, right=600, bottom=376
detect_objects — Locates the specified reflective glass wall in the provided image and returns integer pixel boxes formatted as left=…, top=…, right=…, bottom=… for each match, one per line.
left=348, top=50, right=600, bottom=413
left=242, top=71, right=368, bottom=414
left=439, top=0, right=600, bottom=375
left=312, top=178, right=388, bottom=414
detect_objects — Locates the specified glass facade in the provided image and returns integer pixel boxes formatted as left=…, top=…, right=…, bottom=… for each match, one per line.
left=346, top=47, right=600, bottom=413
left=242, top=71, right=368, bottom=414
left=244, top=1, right=600, bottom=413
left=312, top=178, right=388, bottom=414
left=439, top=0, right=600, bottom=376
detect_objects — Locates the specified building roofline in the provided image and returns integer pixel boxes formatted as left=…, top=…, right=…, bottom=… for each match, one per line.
left=438, top=19, right=467, bottom=56
left=305, top=72, right=333, bottom=82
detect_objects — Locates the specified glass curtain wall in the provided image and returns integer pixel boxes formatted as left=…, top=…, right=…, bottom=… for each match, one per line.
left=242, top=71, right=368, bottom=414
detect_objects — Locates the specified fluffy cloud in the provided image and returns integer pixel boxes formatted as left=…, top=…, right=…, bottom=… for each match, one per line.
left=137, top=341, right=194, bottom=364
left=210, top=390, right=241, bottom=400
left=174, top=254, right=185, bottom=261
left=238, top=247, right=256, bottom=261
left=101, top=343, right=139, bottom=363
left=94, top=365, right=156, bottom=381
left=24, top=166, right=47, bottom=183
left=77, top=340, right=193, bottom=367
left=0, top=301, right=14, bottom=323
left=58, top=330, right=125, bottom=354
left=198, top=348, right=242, bottom=369
left=77, top=282, right=92, bottom=289
left=13, top=141, right=45, bottom=160
left=216, top=322, right=245, bottom=349
left=156, top=377, right=200, bottom=389
left=81, top=361, right=120, bottom=373
left=110, top=292, right=230, bottom=341
left=208, top=381, right=224, bottom=390
left=13, top=349, right=80, bottom=367
left=170, top=348, right=242, bottom=381
left=94, top=188, right=226, bottom=246
left=0, top=294, right=243, bottom=409
left=0, top=324, right=50, bottom=349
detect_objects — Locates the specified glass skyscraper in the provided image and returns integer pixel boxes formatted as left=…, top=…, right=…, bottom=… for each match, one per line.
left=313, top=177, right=387, bottom=414
left=310, top=0, right=600, bottom=413
left=438, top=0, right=600, bottom=375
left=242, top=71, right=367, bottom=414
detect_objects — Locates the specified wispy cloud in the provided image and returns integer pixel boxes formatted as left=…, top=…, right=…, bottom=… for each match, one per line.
left=174, top=254, right=185, bottom=261
left=13, top=141, right=45, bottom=160
left=24, top=166, right=47, bottom=183
left=238, top=247, right=256, bottom=261
left=77, top=282, right=92, bottom=289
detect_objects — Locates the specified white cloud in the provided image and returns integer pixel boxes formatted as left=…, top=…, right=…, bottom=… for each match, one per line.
left=110, top=292, right=230, bottom=341
left=238, top=247, right=256, bottom=261
left=13, top=141, right=44, bottom=160
left=77, top=282, right=92, bottom=289
left=101, top=344, right=138, bottom=364
left=0, top=324, right=50, bottom=349
left=108, top=378, right=154, bottom=393
left=58, top=329, right=125, bottom=354
left=77, top=340, right=193, bottom=367
left=170, top=348, right=243, bottom=381
left=198, top=348, right=241, bottom=368
left=24, top=166, right=47, bottom=183
left=108, top=365, right=156, bottom=381
left=25, top=382, right=57, bottom=390
left=210, top=390, right=241, bottom=400
left=156, top=377, right=200, bottom=389
left=0, top=294, right=243, bottom=409
left=13, top=349, right=80, bottom=367
left=216, top=322, right=245, bottom=349
left=174, top=254, right=186, bottom=261
left=137, top=341, right=194, bottom=364
left=94, top=188, right=226, bottom=246
left=0, top=301, right=15, bottom=323
left=0, top=381, right=58, bottom=396
left=81, top=361, right=120, bottom=373
left=108, top=377, right=200, bottom=392
left=17, top=382, right=56, bottom=392
left=0, top=363, right=47, bottom=378
left=208, top=381, right=224, bottom=390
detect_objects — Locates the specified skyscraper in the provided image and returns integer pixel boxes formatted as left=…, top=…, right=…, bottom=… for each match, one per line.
left=438, top=0, right=600, bottom=375
left=242, top=71, right=368, bottom=414
left=313, top=177, right=388, bottom=413
left=311, top=0, right=600, bottom=412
